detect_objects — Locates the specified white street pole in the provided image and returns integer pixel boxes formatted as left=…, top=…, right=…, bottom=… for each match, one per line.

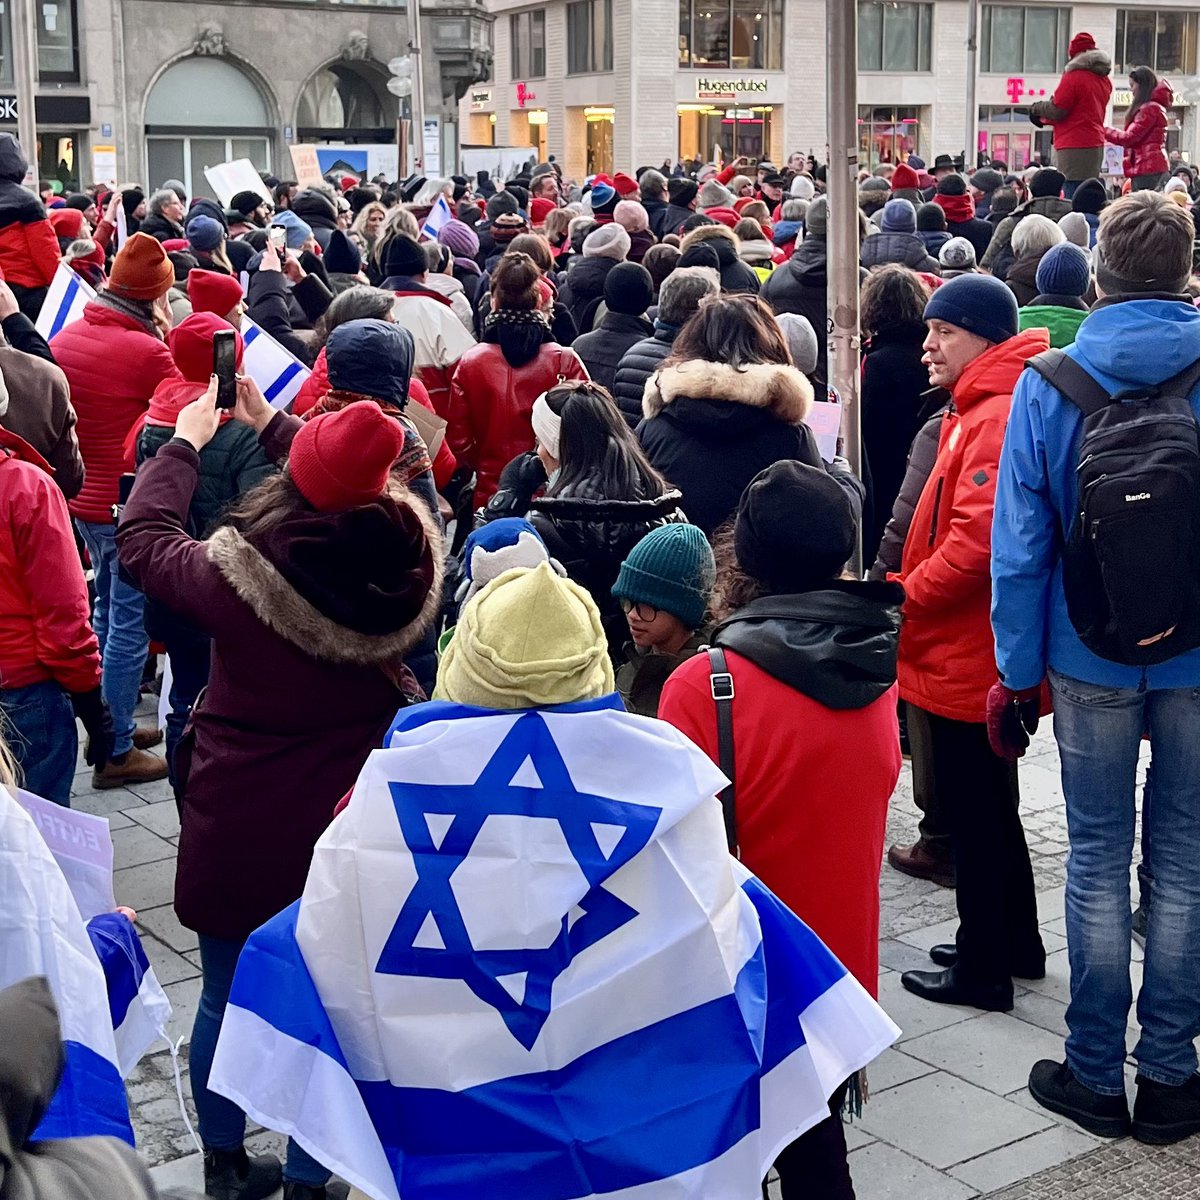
left=12, top=0, right=39, bottom=187
left=966, top=0, right=979, bottom=167
left=409, top=0, right=427, bottom=173
left=827, top=0, right=862, bottom=571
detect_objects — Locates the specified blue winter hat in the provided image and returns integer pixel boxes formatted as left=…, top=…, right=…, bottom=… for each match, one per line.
left=880, top=198, right=917, bottom=233
left=588, top=181, right=617, bottom=212
left=270, top=208, right=313, bottom=249
left=923, top=273, right=1019, bottom=344
left=1035, top=242, right=1091, bottom=299
left=457, top=519, right=562, bottom=606
left=612, top=523, right=715, bottom=629
left=185, top=215, right=223, bottom=252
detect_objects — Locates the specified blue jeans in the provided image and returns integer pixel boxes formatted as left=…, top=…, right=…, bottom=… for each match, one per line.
left=191, top=934, right=330, bottom=1186
left=76, top=519, right=148, bottom=757
left=1050, top=669, right=1200, bottom=1093
left=0, top=680, right=76, bottom=805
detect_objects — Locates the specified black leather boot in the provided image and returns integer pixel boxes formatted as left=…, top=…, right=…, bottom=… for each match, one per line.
left=202, top=1146, right=282, bottom=1200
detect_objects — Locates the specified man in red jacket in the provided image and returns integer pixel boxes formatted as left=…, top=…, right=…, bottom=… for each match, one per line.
left=0, top=422, right=112, bottom=804
left=1030, top=32, right=1113, bottom=198
left=52, top=233, right=178, bottom=789
left=892, top=274, right=1048, bottom=1014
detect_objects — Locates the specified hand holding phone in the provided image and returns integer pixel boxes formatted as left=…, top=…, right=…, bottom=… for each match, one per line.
left=213, top=329, right=238, bottom=410
left=269, top=224, right=289, bottom=253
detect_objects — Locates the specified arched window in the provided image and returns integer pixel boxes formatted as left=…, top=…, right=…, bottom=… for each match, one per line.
left=144, top=57, right=274, bottom=196
left=297, top=62, right=396, bottom=142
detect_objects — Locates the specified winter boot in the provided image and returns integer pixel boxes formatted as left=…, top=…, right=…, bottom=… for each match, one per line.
left=202, top=1146, right=282, bottom=1200
left=282, top=1182, right=350, bottom=1200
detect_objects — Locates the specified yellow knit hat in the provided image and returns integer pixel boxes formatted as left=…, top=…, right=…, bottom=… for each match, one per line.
left=434, top=563, right=614, bottom=709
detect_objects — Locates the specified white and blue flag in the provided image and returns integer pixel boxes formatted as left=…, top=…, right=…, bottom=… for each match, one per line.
left=239, top=316, right=311, bottom=410
left=211, top=697, right=898, bottom=1199
left=420, top=194, right=453, bottom=242
left=35, top=261, right=95, bottom=341
left=0, top=787, right=137, bottom=1144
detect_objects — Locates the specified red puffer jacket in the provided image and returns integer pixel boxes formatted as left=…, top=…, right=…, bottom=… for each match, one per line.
left=0, top=427, right=100, bottom=692
left=447, top=336, right=589, bottom=506
left=0, top=134, right=59, bottom=289
left=1041, top=49, right=1113, bottom=149
left=1103, top=81, right=1172, bottom=178
left=51, top=301, right=179, bottom=524
left=893, top=327, right=1050, bottom=723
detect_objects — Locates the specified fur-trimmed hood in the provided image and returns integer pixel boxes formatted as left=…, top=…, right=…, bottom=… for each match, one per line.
left=1065, top=48, right=1111, bottom=76
left=204, top=494, right=444, bottom=667
left=679, top=223, right=739, bottom=256
left=642, top=360, right=814, bottom=424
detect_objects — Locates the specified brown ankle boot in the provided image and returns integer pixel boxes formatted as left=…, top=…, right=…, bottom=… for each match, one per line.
left=92, top=747, right=169, bottom=790
left=132, top=725, right=164, bottom=750
left=887, top=838, right=956, bottom=888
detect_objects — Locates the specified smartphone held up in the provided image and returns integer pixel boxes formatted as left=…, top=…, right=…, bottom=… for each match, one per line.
left=213, top=329, right=238, bottom=410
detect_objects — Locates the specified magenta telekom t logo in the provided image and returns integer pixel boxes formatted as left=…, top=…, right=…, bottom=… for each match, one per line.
left=1006, top=77, right=1025, bottom=103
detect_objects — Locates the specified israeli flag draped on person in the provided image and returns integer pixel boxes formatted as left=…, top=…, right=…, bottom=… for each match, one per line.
left=420, top=194, right=453, bottom=242
left=0, top=786, right=139, bottom=1144
left=211, top=696, right=898, bottom=1200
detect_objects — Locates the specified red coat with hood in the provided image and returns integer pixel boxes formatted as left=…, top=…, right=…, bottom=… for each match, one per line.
left=0, top=133, right=60, bottom=290
left=51, top=300, right=180, bottom=524
left=1104, top=82, right=1172, bottom=178
left=1040, top=46, right=1113, bottom=150
left=0, top=426, right=100, bottom=693
left=893, top=327, right=1050, bottom=723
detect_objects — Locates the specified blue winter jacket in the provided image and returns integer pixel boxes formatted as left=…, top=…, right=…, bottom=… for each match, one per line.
left=992, top=296, right=1200, bottom=691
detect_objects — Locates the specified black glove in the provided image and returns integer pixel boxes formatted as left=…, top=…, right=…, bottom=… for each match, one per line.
left=71, top=687, right=114, bottom=771
left=497, top=450, right=547, bottom=504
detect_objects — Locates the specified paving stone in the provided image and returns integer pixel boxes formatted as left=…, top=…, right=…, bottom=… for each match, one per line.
left=878, top=938, right=939, bottom=973
left=123, top=775, right=175, bottom=804
left=902, top=1012, right=1071, bottom=1097
left=857, top=1073, right=1052, bottom=1169
left=137, top=904, right=197, bottom=954
left=125, top=798, right=181, bottom=839
left=141, top=933, right=201, bottom=986
left=848, top=1142, right=979, bottom=1199
left=162, top=975, right=202, bottom=1046
left=1010, top=989, right=1070, bottom=1041
left=867, top=1046, right=937, bottom=1093
left=1017, top=948, right=1073, bottom=1006
left=844, top=1121, right=876, bottom=1152
left=111, top=824, right=176, bottom=869
left=896, top=916, right=962, bottom=954
left=948, top=1125, right=1098, bottom=1193
left=114, top=858, right=176, bottom=910
left=70, top=786, right=145, bottom=815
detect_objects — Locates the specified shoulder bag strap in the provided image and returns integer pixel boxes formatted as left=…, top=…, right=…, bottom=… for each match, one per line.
left=1026, top=349, right=1113, bottom=417
left=705, top=645, right=738, bottom=854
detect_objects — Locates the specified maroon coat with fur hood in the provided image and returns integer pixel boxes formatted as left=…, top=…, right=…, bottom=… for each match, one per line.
left=116, top=412, right=443, bottom=940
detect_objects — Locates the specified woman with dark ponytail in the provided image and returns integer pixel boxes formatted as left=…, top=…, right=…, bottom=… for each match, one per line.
left=447, top=252, right=588, bottom=506
left=1104, top=66, right=1172, bottom=191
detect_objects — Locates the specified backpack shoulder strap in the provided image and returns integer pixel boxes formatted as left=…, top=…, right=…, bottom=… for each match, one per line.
left=1026, top=349, right=1113, bottom=417
left=1161, top=357, right=1200, bottom=400
left=704, top=645, right=738, bottom=854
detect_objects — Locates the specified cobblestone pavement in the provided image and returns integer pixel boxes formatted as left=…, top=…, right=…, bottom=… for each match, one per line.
left=92, top=707, right=1196, bottom=1198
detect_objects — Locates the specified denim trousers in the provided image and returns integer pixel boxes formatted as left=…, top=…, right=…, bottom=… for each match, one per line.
left=1050, top=668, right=1200, bottom=1093
left=0, top=679, right=77, bottom=805
left=191, top=934, right=330, bottom=1186
left=76, top=519, right=148, bottom=757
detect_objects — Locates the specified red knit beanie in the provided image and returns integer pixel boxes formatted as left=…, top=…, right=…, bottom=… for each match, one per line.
left=49, top=207, right=84, bottom=239
left=890, top=162, right=921, bottom=191
left=168, top=313, right=244, bottom=383
left=613, top=172, right=639, bottom=198
left=188, top=268, right=244, bottom=319
left=1068, top=31, right=1095, bottom=56
left=108, top=232, right=175, bottom=301
left=530, top=197, right=555, bottom=227
left=289, top=401, right=406, bottom=511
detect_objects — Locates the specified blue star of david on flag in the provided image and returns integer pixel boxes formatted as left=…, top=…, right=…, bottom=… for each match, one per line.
left=375, top=712, right=662, bottom=1049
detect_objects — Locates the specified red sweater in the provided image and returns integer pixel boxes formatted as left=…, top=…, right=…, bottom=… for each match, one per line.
left=660, top=653, right=900, bottom=996
left=0, top=428, right=100, bottom=692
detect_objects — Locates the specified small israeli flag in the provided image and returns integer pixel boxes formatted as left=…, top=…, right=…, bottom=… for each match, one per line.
left=239, top=316, right=312, bottom=410
left=35, top=261, right=95, bottom=341
left=420, top=194, right=453, bottom=241
left=0, top=787, right=136, bottom=1144
left=212, top=697, right=898, bottom=1200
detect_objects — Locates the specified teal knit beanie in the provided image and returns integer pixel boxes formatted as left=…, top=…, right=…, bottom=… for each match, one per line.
left=612, top=524, right=715, bottom=629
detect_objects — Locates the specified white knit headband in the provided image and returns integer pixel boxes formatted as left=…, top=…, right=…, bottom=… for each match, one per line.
left=531, top=391, right=561, bottom=459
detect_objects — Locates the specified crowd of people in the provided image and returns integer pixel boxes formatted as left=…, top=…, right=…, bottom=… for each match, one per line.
left=0, top=24, right=1199, bottom=1200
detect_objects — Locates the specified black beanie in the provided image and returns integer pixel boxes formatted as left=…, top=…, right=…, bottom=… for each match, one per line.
left=486, top=190, right=520, bottom=221
left=916, top=202, right=946, bottom=232
left=230, top=190, right=262, bottom=217
left=935, top=174, right=967, bottom=197
left=677, top=242, right=721, bottom=273
left=603, top=261, right=654, bottom=316
left=668, top=178, right=698, bottom=207
left=122, top=187, right=145, bottom=218
left=345, top=186, right=377, bottom=216
left=1030, top=168, right=1066, bottom=198
left=735, top=462, right=856, bottom=593
left=383, top=234, right=428, bottom=279
left=324, top=229, right=362, bottom=275
left=1071, top=177, right=1107, bottom=215
left=64, top=192, right=93, bottom=212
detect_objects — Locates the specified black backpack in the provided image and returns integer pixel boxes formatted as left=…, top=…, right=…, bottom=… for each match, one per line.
left=1028, top=349, right=1200, bottom=666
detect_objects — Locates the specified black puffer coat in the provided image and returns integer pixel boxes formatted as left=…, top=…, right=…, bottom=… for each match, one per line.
left=611, top=323, right=678, bottom=428
left=571, top=312, right=654, bottom=394
left=860, top=231, right=940, bottom=273
left=529, top=483, right=685, bottom=654
left=761, top=238, right=833, bottom=389
left=637, top=359, right=819, bottom=537
left=558, top=256, right=619, bottom=333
